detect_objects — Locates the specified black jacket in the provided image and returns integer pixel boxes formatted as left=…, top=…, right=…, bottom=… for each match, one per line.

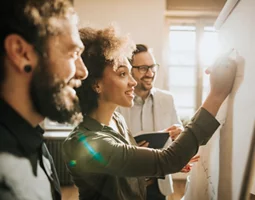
left=0, top=98, right=61, bottom=200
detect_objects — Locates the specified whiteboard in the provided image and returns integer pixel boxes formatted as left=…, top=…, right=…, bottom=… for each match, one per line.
left=184, top=0, right=255, bottom=199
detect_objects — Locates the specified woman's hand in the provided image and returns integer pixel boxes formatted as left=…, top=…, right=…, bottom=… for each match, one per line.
left=203, top=51, right=237, bottom=116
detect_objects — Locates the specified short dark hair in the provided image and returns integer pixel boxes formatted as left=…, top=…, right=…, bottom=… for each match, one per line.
left=0, top=0, right=75, bottom=83
left=76, top=26, right=135, bottom=115
left=129, top=44, right=149, bottom=64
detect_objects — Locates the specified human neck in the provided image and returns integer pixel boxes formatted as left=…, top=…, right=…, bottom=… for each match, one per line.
left=1, top=80, right=43, bottom=127
left=134, top=88, right=151, bottom=101
left=88, top=100, right=117, bottom=126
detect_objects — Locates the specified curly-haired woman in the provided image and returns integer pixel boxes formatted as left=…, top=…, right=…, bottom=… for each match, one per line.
left=62, top=25, right=236, bottom=200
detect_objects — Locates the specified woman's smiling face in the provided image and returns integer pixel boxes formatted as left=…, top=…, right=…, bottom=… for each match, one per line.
left=97, top=58, right=137, bottom=108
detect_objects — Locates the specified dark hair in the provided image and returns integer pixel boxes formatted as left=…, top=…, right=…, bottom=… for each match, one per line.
left=76, top=26, right=135, bottom=115
left=0, top=0, right=75, bottom=83
left=129, top=44, right=149, bottom=64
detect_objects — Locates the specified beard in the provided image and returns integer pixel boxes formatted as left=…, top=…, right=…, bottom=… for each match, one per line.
left=30, top=58, right=83, bottom=126
left=138, top=77, right=154, bottom=91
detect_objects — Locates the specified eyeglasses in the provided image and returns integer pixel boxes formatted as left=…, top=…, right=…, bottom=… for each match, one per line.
left=132, top=64, right=159, bottom=74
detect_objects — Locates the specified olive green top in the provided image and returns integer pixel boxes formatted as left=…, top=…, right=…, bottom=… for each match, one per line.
left=63, top=107, right=219, bottom=200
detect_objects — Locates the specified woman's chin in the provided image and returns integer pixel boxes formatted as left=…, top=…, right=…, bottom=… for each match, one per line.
left=119, top=101, right=134, bottom=108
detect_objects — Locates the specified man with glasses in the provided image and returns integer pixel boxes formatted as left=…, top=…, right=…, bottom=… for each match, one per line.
left=118, top=44, right=183, bottom=200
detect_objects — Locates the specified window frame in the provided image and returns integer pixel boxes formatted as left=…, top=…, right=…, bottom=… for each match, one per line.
left=165, top=17, right=217, bottom=118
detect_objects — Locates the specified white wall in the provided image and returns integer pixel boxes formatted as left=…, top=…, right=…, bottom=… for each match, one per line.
left=74, top=0, right=167, bottom=89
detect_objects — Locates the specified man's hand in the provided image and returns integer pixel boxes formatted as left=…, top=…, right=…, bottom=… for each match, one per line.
left=180, top=155, right=200, bottom=173
left=164, top=124, right=184, bottom=141
left=137, top=140, right=149, bottom=147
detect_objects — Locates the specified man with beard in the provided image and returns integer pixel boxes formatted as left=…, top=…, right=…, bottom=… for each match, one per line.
left=118, top=44, right=184, bottom=200
left=0, top=0, right=87, bottom=200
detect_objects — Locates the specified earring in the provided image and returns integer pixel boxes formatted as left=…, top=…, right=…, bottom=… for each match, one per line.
left=24, top=65, right=32, bottom=73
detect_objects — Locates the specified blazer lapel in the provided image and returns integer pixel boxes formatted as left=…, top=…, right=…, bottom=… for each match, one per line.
left=153, top=88, right=170, bottom=131
left=152, top=88, right=161, bottom=131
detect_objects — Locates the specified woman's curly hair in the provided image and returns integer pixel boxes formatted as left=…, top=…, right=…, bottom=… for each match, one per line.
left=76, top=25, right=135, bottom=115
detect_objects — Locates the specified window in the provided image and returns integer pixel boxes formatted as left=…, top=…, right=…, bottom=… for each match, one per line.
left=168, top=23, right=219, bottom=119
left=201, top=26, right=220, bottom=102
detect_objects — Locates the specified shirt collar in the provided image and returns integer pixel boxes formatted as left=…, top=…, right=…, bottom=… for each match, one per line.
left=80, top=113, right=119, bottom=132
left=150, top=87, right=156, bottom=96
left=80, top=115, right=104, bottom=132
left=0, top=98, right=44, bottom=154
left=134, top=87, right=155, bottom=104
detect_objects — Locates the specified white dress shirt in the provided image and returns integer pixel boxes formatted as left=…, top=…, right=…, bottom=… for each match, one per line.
left=130, top=92, right=155, bottom=135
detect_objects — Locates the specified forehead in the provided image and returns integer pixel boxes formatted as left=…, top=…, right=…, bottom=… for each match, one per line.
left=132, top=51, right=156, bottom=66
left=115, top=57, right=132, bottom=70
left=104, top=57, right=131, bottom=75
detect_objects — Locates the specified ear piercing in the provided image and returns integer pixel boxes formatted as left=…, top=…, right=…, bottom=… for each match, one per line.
left=24, top=65, right=32, bottom=73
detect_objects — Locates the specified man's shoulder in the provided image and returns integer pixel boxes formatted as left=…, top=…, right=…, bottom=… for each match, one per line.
left=0, top=153, right=29, bottom=200
left=0, top=124, right=16, bottom=142
left=0, top=152, right=53, bottom=200
left=0, top=124, right=19, bottom=155
left=153, top=88, right=174, bottom=98
left=0, top=153, right=31, bottom=183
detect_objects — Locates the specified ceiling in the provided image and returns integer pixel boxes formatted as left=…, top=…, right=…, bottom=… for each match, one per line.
left=166, top=0, right=227, bottom=11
